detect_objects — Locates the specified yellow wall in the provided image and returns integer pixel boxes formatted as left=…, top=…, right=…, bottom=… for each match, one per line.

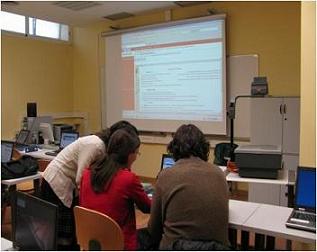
left=300, top=2, right=316, bottom=168
left=1, top=34, right=73, bottom=140
left=2, top=2, right=303, bottom=180
left=82, top=1, right=301, bottom=178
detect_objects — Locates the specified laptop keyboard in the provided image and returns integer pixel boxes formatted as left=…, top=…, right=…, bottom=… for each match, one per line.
left=293, top=212, right=316, bottom=222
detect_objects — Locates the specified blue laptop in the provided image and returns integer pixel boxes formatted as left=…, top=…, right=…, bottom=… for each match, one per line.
left=286, top=166, right=316, bottom=232
left=142, top=154, right=176, bottom=197
left=160, top=154, right=175, bottom=170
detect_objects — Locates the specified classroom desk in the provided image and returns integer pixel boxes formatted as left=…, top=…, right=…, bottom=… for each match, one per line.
left=135, top=200, right=315, bottom=250
left=21, top=149, right=55, bottom=161
left=226, top=169, right=295, bottom=207
left=242, top=203, right=316, bottom=250
left=1, top=237, right=13, bottom=251
left=1, top=172, right=42, bottom=195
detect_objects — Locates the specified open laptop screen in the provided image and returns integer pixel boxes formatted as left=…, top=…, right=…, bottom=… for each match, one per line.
left=12, top=192, right=58, bottom=250
left=295, top=167, right=316, bottom=210
left=60, top=132, right=79, bottom=149
left=1, top=141, right=14, bottom=163
left=160, top=154, right=175, bottom=170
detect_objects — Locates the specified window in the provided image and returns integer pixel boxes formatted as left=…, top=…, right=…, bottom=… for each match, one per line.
left=29, top=17, right=69, bottom=41
left=1, top=11, right=26, bottom=34
left=1, top=11, right=70, bottom=41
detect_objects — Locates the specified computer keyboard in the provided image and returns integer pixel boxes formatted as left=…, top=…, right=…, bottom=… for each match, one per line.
left=293, top=212, right=316, bottom=222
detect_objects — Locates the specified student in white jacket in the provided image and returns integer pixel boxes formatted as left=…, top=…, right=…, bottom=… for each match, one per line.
left=40, top=120, right=138, bottom=248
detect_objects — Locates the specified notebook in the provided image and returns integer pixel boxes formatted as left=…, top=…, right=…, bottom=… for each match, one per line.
left=286, top=166, right=316, bottom=232
left=1, top=141, right=14, bottom=163
left=15, top=129, right=31, bottom=151
left=45, top=132, right=79, bottom=156
left=142, top=154, right=176, bottom=198
left=160, top=154, right=175, bottom=170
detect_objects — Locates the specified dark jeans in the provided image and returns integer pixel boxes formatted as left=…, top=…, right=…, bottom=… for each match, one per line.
left=40, top=179, right=79, bottom=250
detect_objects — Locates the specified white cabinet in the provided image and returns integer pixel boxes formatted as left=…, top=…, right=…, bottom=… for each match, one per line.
left=248, top=97, right=300, bottom=206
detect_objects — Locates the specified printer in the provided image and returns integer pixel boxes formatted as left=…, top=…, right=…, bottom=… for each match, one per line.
left=234, top=145, right=282, bottom=179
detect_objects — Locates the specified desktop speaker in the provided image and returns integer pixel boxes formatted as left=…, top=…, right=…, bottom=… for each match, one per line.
left=27, top=102, right=37, bottom=117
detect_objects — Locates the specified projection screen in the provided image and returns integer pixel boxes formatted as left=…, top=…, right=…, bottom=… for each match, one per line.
left=102, top=14, right=227, bottom=135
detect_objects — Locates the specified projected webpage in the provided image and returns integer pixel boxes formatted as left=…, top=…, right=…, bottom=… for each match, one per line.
left=120, top=20, right=224, bottom=122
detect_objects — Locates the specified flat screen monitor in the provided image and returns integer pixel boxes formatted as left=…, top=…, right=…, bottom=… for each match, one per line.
left=39, top=122, right=55, bottom=143
left=26, top=116, right=53, bottom=144
left=12, top=192, right=58, bottom=251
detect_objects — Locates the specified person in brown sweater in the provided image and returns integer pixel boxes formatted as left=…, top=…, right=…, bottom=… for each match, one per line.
left=147, top=124, right=229, bottom=250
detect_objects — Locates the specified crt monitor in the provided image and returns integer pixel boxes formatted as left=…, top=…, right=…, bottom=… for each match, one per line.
left=12, top=191, right=58, bottom=251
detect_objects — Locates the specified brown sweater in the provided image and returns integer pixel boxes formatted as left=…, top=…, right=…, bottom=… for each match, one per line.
left=148, top=156, right=229, bottom=249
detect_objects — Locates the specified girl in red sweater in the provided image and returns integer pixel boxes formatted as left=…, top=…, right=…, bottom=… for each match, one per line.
left=79, top=129, right=151, bottom=250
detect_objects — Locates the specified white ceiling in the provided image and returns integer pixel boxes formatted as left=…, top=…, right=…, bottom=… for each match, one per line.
left=1, top=1, right=181, bottom=26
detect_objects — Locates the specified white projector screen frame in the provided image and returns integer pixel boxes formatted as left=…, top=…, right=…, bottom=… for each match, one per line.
left=102, top=14, right=227, bottom=135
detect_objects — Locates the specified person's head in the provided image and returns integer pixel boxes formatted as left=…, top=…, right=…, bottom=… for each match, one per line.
left=167, top=124, right=210, bottom=162
left=107, top=129, right=140, bottom=168
left=95, top=120, right=139, bottom=147
left=91, top=129, right=140, bottom=193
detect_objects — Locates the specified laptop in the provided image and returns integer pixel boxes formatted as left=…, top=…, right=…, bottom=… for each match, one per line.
left=160, top=154, right=175, bottom=170
left=1, top=141, right=14, bottom=163
left=142, top=154, right=176, bottom=197
left=12, top=192, right=58, bottom=250
left=286, top=166, right=316, bottom=232
left=14, top=129, right=31, bottom=151
left=45, top=132, right=79, bottom=156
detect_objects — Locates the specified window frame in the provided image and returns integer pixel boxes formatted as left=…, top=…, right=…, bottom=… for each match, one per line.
left=1, top=11, right=72, bottom=43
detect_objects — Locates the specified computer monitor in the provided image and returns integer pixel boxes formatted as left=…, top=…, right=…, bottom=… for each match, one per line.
left=160, top=154, right=175, bottom=170
left=1, top=141, right=14, bottom=163
left=12, top=192, right=58, bottom=251
left=39, top=122, right=55, bottom=143
left=26, top=116, right=53, bottom=144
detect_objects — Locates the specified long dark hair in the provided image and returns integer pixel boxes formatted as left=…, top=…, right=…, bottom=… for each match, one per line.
left=91, top=129, right=140, bottom=193
left=95, top=120, right=139, bottom=147
left=167, top=124, right=210, bottom=161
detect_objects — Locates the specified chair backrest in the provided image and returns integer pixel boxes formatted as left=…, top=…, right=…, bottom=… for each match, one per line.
left=74, top=206, right=124, bottom=250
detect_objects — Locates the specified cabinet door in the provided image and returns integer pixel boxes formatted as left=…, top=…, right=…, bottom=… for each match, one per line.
left=282, top=98, right=300, bottom=154
left=248, top=184, right=281, bottom=206
left=250, top=98, right=283, bottom=146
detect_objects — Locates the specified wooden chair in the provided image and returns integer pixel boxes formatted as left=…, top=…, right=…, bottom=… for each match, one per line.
left=73, top=206, right=124, bottom=250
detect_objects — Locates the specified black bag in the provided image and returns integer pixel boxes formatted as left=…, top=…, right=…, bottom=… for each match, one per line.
left=214, top=142, right=238, bottom=165
left=1, top=156, right=39, bottom=180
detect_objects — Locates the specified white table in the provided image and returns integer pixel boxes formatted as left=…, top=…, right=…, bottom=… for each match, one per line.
left=243, top=203, right=316, bottom=246
left=226, top=169, right=295, bottom=207
left=228, top=200, right=260, bottom=229
left=21, top=149, right=55, bottom=161
left=1, top=173, right=42, bottom=186
left=1, top=172, right=42, bottom=206
left=226, top=169, right=294, bottom=185
left=1, top=237, right=13, bottom=251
